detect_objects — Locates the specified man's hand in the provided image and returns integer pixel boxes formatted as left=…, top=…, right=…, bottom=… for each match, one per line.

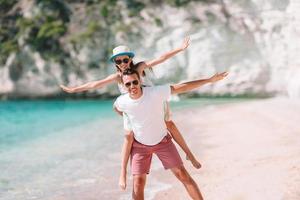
left=180, top=37, right=190, bottom=51
left=209, top=72, right=228, bottom=83
left=60, top=85, right=75, bottom=93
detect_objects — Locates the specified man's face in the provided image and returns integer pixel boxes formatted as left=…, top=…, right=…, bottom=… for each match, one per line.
left=122, top=74, right=141, bottom=96
left=114, top=55, right=132, bottom=71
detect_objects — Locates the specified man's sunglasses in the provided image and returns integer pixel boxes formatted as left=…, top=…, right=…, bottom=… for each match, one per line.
left=124, top=80, right=139, bottom=88
left=115, top=58, right=130, bottom=65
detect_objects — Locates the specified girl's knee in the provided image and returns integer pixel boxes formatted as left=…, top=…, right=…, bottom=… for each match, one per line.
left=124, top=130, right=134, bottom=140
left=165, top=120, right=175, bottom=128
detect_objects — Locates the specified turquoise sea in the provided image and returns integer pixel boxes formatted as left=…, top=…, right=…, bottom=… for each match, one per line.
left=0, top=98, right=250, bottom=200
left=0, top=100, right=116, bottom=151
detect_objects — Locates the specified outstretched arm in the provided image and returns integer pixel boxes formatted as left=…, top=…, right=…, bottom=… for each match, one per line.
left=171, top=72, right=228, bottom=94
left=60, top=73, right=119, bottom=93
left=143, top=37, right=190, bottom=69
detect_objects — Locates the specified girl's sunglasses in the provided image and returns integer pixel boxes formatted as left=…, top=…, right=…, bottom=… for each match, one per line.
left=124, top=80, right=139, bottom=88
left=115, top=58, right=130, bottom=65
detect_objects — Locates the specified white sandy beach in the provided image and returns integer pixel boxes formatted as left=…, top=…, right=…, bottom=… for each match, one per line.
left=151, top=97, right=300, bottom=200
left=2, top=98, right=300, bottom=200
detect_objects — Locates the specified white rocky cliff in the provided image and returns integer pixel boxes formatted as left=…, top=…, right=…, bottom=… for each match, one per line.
left=0, top=0, right=299, bottom=98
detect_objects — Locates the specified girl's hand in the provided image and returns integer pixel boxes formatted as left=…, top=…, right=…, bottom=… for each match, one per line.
left=180, top=37, right=190, bottom=51
left=60, top=85, right=75, bottom=93
left=209, top=72, right=229, bottom=83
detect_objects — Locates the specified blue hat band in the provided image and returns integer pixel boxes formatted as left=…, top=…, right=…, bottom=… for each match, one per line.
left=110, top=52, right=135, bottom=62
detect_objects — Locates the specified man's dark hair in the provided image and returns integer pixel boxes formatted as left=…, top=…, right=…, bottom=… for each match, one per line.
left=121, top=68, right=140, bottom=82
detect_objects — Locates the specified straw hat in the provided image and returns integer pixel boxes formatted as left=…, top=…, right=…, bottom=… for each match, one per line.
left=109, top=45, right=135, bottom=62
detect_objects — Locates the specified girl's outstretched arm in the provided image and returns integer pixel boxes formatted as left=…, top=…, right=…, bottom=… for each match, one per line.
left=144, top=37, right=190, bottom=69
left=60, top=73, right=119, bottom=93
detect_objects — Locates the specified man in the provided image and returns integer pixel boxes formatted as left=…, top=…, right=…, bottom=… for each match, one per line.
left=114, top=68, right=228, bottom=200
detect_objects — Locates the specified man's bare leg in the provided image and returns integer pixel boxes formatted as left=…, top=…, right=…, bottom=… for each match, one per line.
left=171, top=165, right=203, bottom=200
left=132, top=174, right=147, bottom=200
left=166, top=120, right=201, bottom=169
left=119, top=131, right=134, bottom=190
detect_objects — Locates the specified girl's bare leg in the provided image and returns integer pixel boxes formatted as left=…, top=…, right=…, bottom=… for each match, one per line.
left=164, top=102, right=201, bottom=169
left=165, top=120, right=201, bottom=169
left=119, top=130, right=134, bottom=190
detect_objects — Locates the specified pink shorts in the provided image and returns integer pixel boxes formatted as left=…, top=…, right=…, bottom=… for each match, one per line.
left=130, top=134, right=183, bottom=175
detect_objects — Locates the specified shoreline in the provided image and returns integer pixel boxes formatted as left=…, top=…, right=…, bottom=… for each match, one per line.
left=0, top=93, right=271, bottom=101
left=2, top=97, right=300, bottom=199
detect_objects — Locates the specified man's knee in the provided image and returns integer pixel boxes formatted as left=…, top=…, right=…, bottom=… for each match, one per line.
left=173, top=167, right=193, bottom=184
left=133, top=175, right=146, bottom=189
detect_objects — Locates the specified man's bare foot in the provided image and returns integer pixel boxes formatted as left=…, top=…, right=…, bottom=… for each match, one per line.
left=186, top=154, right=202, bottom=169
left=119, top=170, right=127, bottom=190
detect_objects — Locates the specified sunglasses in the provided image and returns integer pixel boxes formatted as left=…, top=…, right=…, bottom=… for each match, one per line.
left=124, top=80, right=139, bottom=88
left=115, top=58, right=130, bottom=65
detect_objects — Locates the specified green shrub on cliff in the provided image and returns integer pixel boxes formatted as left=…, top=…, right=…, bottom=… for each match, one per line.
left=0, top=0, right=212, bottom=66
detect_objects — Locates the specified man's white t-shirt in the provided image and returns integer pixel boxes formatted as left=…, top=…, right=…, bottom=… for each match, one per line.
left=114, top=85, right=171, bottom=146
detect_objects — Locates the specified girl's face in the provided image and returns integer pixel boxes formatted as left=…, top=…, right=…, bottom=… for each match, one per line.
left=114, top=55, right=132, bottom=71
